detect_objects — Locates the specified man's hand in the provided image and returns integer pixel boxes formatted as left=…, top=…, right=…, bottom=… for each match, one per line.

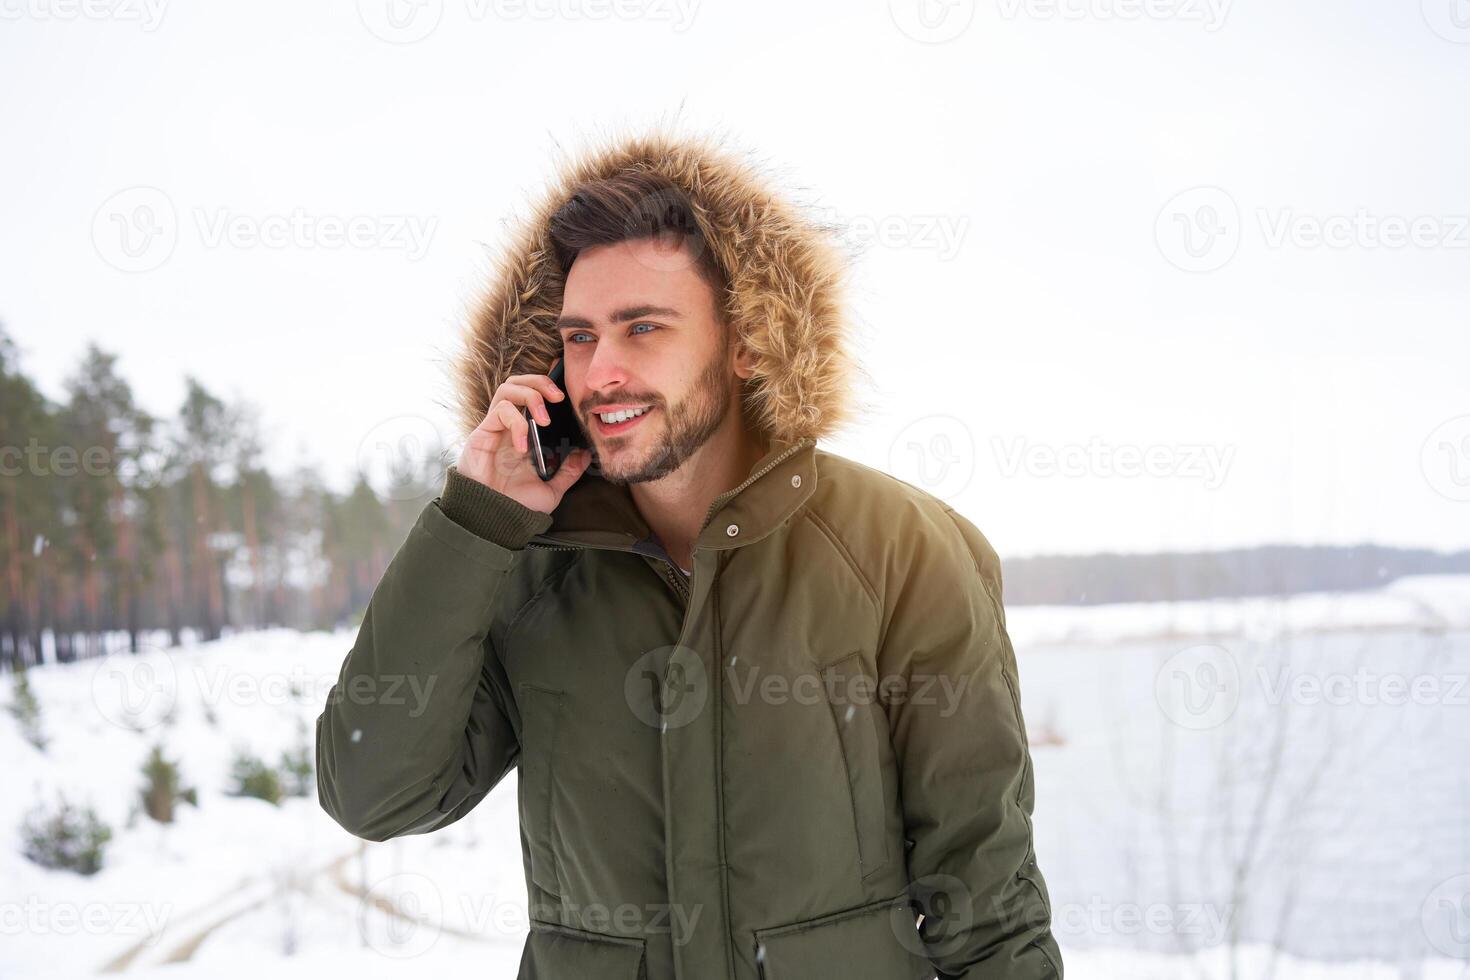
left=455, top=362, right=593, bottom=514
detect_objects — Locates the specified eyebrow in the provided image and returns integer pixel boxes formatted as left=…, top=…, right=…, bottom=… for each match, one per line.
left=555, top=304, right=684, bottom=332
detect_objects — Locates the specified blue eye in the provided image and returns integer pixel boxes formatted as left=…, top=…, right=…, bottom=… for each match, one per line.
left=569, top=332, right=593, bottom=344
left=631, top=322, right=657, bottom=335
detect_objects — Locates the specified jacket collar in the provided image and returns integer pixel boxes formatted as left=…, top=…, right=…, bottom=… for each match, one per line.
left=528, top=437, right=817, bottom=554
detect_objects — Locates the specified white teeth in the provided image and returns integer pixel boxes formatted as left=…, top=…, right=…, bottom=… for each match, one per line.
left=598, top=406, right=651, bottom=424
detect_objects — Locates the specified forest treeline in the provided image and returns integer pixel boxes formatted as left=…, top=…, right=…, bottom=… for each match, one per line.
left=1003, top=543, right=1470, bottom=606
left=0, top=324, right=437, bottom=669
left=7, top=322, right=1464, bottom=669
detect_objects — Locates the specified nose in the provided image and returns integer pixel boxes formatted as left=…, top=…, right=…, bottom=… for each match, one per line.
left=581, top=338, right=630, bottom=395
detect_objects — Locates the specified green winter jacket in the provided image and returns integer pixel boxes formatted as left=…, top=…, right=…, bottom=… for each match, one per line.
left=316, top=128, right=1062, bottom=980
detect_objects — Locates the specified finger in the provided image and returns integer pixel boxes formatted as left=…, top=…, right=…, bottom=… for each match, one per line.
left=477, top=397, right=513, bottom=433
left=547, top=446, right=592, bottom=495
left=496, top=382, right=552, bottom=424
left=493, top=400, right=529, bottom=452
left=505, top=372, right=567, bottom=403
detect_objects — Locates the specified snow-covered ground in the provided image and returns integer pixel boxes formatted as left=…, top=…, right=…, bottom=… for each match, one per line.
left=1018, top=576, right=1470, bottom=972
left=3, top=576, right=1468, bottom=979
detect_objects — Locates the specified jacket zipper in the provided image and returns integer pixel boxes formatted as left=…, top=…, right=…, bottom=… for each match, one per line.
left=525, top=539, right=689, bottom=604
left=661, top=561, right=691, bottom=602
left=525, top=438, right=804, bottom=604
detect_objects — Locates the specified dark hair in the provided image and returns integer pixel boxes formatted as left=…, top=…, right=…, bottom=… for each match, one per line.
left=546, top=171, right=730, bottom=312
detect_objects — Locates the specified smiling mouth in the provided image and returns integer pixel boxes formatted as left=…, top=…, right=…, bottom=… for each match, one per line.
left=592, top=405, right=656, bottom=435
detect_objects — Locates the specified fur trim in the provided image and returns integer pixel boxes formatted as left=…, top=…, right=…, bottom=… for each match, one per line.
left=450, top=124, right=860, bottom=447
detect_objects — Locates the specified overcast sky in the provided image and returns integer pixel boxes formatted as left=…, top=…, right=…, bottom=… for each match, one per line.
left=2, top=0, right=1467, bottom=559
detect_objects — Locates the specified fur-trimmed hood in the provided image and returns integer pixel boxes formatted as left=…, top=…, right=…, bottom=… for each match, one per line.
left=450, top=127, right=862, bottom=448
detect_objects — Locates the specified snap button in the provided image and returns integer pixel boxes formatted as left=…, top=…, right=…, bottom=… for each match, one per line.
left=726, top=523, right=739, bottom=537
left=791, top=474, right=802, bottom=488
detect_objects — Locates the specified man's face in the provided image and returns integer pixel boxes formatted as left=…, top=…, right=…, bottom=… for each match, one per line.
left=555, top=235, right=746, bottom=485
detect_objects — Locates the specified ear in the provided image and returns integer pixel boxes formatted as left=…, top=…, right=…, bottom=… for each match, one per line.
left=731, top=339, right=757, bottom=381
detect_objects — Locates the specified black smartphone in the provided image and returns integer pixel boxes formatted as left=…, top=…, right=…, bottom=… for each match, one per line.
left=523, top=359, right=588, bottom=481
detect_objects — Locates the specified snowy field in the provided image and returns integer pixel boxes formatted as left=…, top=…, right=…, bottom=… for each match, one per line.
left=3, top=576, right=1469, bottom=979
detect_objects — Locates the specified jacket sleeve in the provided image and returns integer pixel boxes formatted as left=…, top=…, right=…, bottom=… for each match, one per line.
left=878, top=503, right=1063, bottom=979
left=315, top=466, right=553, bottom=842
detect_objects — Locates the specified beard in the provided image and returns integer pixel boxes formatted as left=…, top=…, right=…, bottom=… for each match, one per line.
left=588, top=341, right=735, bottom=486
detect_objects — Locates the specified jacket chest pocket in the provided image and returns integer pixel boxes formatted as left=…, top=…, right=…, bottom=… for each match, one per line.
left=519, top=920, right=648, bottom=979
left=518, top=684, right=565, bottom=897
left=818, top=652, right=890, bottom=880
left=754, top=895, right=935, bottom=980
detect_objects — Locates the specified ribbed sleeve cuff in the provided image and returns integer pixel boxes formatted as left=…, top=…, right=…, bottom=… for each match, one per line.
left=435, top=465, right=554, bottom=549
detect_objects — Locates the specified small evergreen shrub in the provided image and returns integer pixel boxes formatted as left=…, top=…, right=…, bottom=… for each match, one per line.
left=139, top=744, right=197, bottom=823
left=20, top=793, right=112, bottom=875
left=228, top=747, right=283, bottom=805
left=278, top=717, right=313, bottom=798
left=8, top=662, right=47, bottom=751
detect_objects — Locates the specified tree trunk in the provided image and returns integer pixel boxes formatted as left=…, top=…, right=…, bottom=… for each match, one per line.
left=191, top=463, right=224, bottom=642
